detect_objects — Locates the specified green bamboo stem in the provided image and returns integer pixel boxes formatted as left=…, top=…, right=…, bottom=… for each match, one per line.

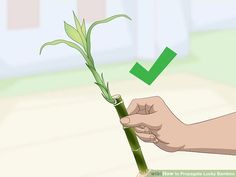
left=40, top=13, right=148, bottom=175
left=113, top=94, right=149, bottom=174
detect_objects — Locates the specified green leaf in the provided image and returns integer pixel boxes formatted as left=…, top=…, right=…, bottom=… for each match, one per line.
left=106, top=82, right=110, bottom=92
left=85, top=63, right=94, bottom=71
left=86, top=14, right=131, bottom=53
left=95, top=82, right=108, bottom=92
left=82, top=19, right=86, bottom=36
left=39, top=39, right=89, bottom=63
left=72, top=12, right=87, bottom=51
left=101, top=73, right=106, bottom=85
left=73, top=12, right=82, bottom=32
left=64, top=21, right=83, bottom=45
left=39, top=13, right=130, bottom=105
left=102, top=93, right=110, bottom=102
left=102, top=93, right=115, bottom=105
left=106, top=82, right=113, bottom=99
left=101, top=93, right=114, bottom=104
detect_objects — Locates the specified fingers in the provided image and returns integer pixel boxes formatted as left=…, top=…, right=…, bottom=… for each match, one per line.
left=120, top=115, right=148, bottom=127
left=127, top=97, right=151, bottom=115
left=134, top=127, right=159, bottom=144
left=135, top=126, right=151, bottom=134
left=127, top=96, right=164, bottom=115
left=127, top=99, right=140, bottom=115
left=120, top=114, right=162, bottom=129
left=136, top=132, right=157, bottom=143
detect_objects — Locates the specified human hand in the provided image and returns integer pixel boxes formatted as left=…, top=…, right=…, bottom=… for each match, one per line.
left=120, top=96, right=188, bottom=152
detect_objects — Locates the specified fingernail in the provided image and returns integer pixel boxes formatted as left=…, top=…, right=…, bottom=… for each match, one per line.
left=120, top=117, right=130, bottom=124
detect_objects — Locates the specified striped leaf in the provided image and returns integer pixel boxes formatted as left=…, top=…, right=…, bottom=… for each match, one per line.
left=86, top=14, right=131, bottom=56
left=39, top=39, right=89, bottom=63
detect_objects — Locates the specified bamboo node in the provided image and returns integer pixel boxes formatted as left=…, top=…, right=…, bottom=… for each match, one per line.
left=133, top=147, right=141, bottom=152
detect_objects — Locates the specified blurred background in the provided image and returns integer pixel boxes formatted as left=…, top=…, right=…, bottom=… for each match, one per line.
left=0, top=0, right=236, bottom=177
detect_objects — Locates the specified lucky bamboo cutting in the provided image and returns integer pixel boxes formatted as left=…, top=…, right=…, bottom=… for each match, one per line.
left=40, top=12, right=149, bottom=176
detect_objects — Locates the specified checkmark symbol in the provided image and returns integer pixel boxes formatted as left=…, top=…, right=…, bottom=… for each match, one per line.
left=129, top=47, right=177, bottom=85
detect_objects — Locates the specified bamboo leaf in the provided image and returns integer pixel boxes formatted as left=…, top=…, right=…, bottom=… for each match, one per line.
left=106, top=82, right=113, bottom=99
left=85, top=63, right=94, bottom=71
left=101, top=93, right=108, bottom=101
left=64, top=21, right=83, bottom=45
left=86, top=14, right=131, bottom=53
left=95, top=82, right=108, bottom=92
left=39, top=39, right=88, bottom=63
left=73, top=11, right=82, bottom=32
left=97, top=81, right=114, bottom=104
left=106, top=82, right=110, bottom=93
left=101, top=93, right=114, bottom=104
left=82, top=19, right=86, bottom=36
left=101, top=73, right=105, bottom=85
left=73, top=12, right=87, bottom=51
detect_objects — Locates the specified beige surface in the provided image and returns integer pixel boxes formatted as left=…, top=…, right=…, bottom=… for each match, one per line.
left=0, top=74, right=235, bottom=177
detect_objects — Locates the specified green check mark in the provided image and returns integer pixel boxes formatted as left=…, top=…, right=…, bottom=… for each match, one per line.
left=129, top=47, right=177, bottom=85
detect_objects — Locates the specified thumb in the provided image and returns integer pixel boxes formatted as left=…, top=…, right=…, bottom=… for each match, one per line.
left=120, top=114, right=149, bottom=127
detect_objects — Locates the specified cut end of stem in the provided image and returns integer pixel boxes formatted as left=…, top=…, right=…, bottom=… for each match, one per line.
left=112, top=94, right=123, bottom=106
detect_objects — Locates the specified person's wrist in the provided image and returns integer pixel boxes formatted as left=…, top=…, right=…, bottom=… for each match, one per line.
left=179, top=123, right=194, bottom=151
left=180, top=123, right=200, bottom=152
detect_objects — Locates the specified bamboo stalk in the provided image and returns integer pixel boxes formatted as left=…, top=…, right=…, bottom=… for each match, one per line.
left=113, top=94, right=149, bottom=174
left=40, top=13, right=149, bottom=176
